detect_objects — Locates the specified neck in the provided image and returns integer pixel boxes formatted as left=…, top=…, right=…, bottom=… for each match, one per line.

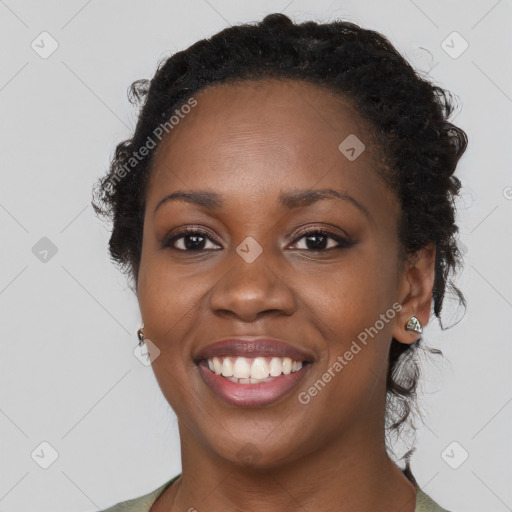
left=153, top=421, right=417, bottom=512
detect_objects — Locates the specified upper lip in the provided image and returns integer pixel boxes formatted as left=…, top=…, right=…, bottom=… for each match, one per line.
left=194, top=336, right=315, bottom=363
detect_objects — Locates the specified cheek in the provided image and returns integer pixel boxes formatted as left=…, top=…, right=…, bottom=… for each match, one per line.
left=138, top=261, right=199, bottom=343
left=137, top=238, right=191, bottom=343
left=307, top=243, right=399, bottom=383
left=308, top=245, right=398, bottom=331
left=138, top=219, right=203, bottom=319
left=137, top=256, right=205, bottom=414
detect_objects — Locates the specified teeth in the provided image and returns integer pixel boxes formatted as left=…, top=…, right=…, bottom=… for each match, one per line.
left=225, top=376, right=275, bottom=384
left=206, top=356, right=304, bottom=382
left=221, top=357, right=234, bottom=377
left=282, top=357, right=292, bottom=375
left=233, top=357, right=251, bottom=379
left=212, top=356, right=222, bottom=375
left=269, top=357, right=283, bottom=376
left=250, top=357, right=269, bottom=379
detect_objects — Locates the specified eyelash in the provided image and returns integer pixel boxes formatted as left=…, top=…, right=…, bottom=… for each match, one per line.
left=162, top=226, right=353, bottom=253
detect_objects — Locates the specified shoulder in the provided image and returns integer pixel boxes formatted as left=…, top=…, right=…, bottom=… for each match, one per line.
left=100, top=475, right=180, bottom=512
left=415, top=488, right=452, bottom=512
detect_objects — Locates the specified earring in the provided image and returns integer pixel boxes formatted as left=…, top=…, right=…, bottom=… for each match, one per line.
left=405, top=316, right=422, bottom=334
left=137, top=323, right=145, bottom=347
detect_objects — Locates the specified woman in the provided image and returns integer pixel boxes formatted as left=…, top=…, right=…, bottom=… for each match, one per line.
left=92, top=12, right=467, bottom=512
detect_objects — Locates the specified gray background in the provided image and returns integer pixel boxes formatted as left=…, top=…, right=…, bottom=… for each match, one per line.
left=0, top=0, right=511, bottom=510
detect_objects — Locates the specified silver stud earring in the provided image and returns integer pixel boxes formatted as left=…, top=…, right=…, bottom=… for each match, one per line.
left=137, top=323, right=145, bottom=347
left=405, top=316, right=422, bottom=334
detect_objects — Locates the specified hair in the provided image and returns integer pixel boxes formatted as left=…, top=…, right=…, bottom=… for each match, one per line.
left=92, top=13, right=468, bottom=478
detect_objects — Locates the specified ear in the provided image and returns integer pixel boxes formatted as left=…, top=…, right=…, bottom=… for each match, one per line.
left=392, top=242, right=436, bottom=345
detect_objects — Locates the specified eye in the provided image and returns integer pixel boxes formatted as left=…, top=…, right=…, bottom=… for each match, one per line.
left=162, top=226, right=354, bottom=253
left=162, top=227, right=222, bottom=251
left=289, top=228, right=353, bottom=252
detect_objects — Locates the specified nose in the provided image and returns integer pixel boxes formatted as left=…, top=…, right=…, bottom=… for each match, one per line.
left=208, top=246, right=296, bottom=322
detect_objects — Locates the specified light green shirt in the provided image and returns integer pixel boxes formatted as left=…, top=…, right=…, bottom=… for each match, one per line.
left=101, top=474, right=450, bottom=511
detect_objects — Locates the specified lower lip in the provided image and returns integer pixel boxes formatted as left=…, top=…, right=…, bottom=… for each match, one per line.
left=197, top=361, right=312, bottom=407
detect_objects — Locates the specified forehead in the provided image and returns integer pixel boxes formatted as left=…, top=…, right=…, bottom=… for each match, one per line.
left=146, top=78, right=392, bottom=215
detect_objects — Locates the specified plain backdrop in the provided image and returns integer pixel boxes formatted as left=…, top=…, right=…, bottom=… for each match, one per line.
left=1, top=1, right=511, bottom=511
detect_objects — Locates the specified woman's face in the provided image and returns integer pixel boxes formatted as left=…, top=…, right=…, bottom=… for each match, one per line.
left=137, top=79, right=432, bottom=468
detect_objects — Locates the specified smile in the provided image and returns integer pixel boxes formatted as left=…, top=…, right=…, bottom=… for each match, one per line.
left=197, top=356, right=312, bottom=407
left=208, top=355, right=304, bottom=381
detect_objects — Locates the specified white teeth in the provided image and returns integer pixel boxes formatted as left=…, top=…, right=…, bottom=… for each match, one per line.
left=206, top=355, right=304, bottom=382
left=221, top=356, right=234, bottom=377
left=282, top=357, right=292, bottom=375
left=225, top=376, right=276, bottom=384
left=250, top=357, right=270, bottom=379
left=269, top=357, right=283, bottom=376
left=233, top=357, right=251, bottom=379
left=212, top=356, right=222, bottom=375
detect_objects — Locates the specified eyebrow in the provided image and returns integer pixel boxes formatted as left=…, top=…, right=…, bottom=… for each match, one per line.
left=153, top=188, right=369, bottom=218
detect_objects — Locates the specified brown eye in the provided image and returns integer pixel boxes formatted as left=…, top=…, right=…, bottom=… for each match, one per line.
left=162, top=227, right=354, bottom=253
left=162, top=228, right=222, bottom=251
left=289, top=228, right=354, bottom=252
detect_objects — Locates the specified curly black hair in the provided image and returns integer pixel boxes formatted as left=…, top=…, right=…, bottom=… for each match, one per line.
left=91, top=13, right=467, bottom=477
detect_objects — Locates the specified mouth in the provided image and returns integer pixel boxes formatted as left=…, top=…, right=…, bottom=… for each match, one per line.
left=200, top=355, right=311, bottom=382
left=193, top=337, right=315, bottom=407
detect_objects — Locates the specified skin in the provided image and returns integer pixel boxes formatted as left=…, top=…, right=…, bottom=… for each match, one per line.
left=136, top=78, right=436, bottom=512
